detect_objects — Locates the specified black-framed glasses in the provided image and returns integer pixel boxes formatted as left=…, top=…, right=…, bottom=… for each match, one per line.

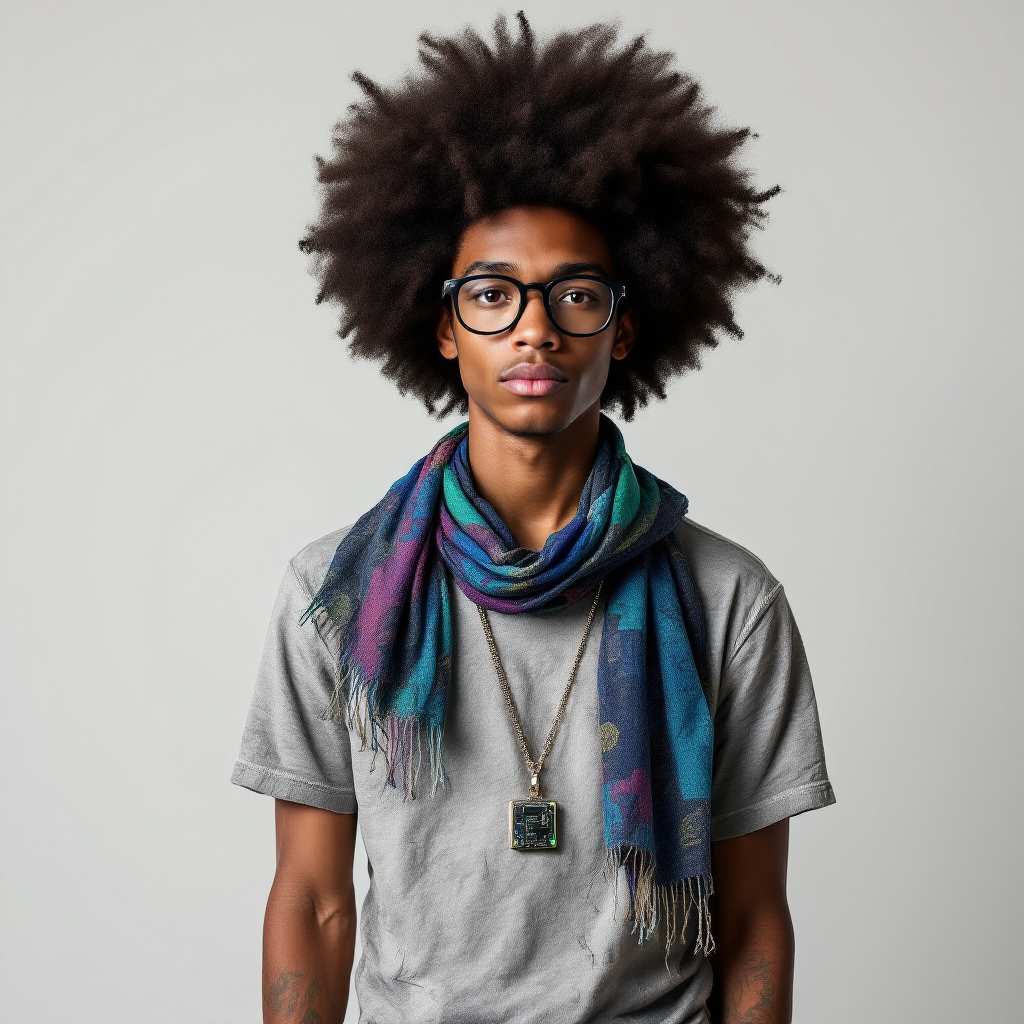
left=441, top=274, right=627, bottom=337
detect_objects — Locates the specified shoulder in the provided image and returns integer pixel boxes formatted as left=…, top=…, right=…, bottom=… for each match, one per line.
left=674, top=517, right=785, bottom=664
left=675, top=517, right=780, bottom=600
left=287, top=526, right=354, bottom=599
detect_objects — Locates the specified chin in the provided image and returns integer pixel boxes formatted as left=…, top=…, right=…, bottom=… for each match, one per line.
left=485, top=398, right=578, bottom=438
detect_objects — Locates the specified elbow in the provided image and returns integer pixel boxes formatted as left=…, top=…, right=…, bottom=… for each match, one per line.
left=313, top=891, right=357, bottom=934
left=266, top=876, right=357, bottom=940
left=718, top=895, right=794, bottom=958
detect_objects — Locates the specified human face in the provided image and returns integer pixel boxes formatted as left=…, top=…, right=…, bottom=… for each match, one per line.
left=436, top=206, right=636, bottom=438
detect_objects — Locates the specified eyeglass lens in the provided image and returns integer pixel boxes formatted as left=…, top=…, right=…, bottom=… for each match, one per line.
left=455, top=278, right=614, bottom=335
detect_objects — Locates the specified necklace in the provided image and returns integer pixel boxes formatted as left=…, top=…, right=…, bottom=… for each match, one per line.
left=476, top=580, right=604, bottom=851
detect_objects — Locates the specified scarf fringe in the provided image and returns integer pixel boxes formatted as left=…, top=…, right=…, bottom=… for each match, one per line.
left=606, top=847, right=715, bottom=956
left=320, top=663, right=447, bottom=800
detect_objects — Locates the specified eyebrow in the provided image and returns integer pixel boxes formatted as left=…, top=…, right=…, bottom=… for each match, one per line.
left=461, top=260, right=518, bottom=276
left=459, top=260, right=610, bottom=278
left=551, top=261, right=609, bottom=277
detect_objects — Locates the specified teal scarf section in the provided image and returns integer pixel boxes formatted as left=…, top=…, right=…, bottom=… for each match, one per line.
left=305, top=416, right=714, bottom=950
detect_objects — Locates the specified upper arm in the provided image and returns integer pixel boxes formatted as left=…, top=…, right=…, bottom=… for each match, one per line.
left=712, top=820, right=789, bottom=916
left=272, top=800, right=358, bottom=914
left=711, top=818, right=792, bottom=949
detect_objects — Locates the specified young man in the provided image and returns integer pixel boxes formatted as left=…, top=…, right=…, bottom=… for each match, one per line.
left=233, top=16, right=834, bottom=1024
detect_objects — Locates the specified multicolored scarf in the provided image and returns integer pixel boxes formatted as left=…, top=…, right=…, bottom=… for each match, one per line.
left=303, top=416, right=714, bottom=950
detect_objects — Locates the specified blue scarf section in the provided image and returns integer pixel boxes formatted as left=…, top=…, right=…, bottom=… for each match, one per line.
left=306, top=417, right=715, bottom=949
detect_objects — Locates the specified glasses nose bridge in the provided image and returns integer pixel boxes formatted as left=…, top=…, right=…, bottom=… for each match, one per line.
left=515, top=281, right=553, bottom=330
left=512, top=282, right=561, bottom=337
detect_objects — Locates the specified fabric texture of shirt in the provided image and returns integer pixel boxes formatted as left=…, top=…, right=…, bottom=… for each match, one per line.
left=232, top=518, right=835, bottom=1023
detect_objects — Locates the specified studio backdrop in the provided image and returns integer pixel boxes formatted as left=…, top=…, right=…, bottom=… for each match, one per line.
left=1, top=1, right=1021, bottom=1021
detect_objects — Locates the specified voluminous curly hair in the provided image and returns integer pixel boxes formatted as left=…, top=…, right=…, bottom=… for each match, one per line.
left=301, top=13, right=777, bottom=419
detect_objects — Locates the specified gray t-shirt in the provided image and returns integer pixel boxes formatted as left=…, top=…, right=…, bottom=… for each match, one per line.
left=232, top=518, right=834, bottom=1024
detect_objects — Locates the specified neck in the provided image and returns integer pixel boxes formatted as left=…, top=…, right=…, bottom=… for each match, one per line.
left=465, top=402, right=602, bottom=551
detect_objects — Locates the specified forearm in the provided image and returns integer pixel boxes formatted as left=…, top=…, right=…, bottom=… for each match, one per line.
left=714, top=910, right=794, bottom=1024
left=262, top=882, right=356, bottom=1024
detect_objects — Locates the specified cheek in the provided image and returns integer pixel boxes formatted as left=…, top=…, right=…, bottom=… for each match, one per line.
left=573, top=337, right=616, bottom=388
left=453, top=336, right=496, bottom=386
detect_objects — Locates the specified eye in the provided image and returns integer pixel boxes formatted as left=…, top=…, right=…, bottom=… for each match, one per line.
left=465, top=282, right=514, bottom=306
left=555, top=287, right=599, bottom=306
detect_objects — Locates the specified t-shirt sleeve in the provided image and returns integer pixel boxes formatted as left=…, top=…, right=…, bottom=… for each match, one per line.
left=709, top=583, right=834, bottom=841
left=230, top=562, right=357, bottom=814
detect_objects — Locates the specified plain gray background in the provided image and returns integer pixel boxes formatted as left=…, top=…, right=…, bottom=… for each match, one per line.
left=1, top=1, right=1021, bottom=1021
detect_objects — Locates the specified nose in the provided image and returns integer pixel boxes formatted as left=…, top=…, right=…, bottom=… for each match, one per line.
left=510, top=288, right=560, bottom=350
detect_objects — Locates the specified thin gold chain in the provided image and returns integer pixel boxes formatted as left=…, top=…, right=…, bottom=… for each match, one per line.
left=477, top=580, right=604, bottom=798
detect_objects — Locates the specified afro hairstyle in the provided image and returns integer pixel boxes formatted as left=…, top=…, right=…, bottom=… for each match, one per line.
left=300, top=13, right=778, bottom=419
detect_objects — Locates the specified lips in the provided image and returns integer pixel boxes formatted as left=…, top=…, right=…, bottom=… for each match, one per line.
left=499, top=362, right=569, bottom=397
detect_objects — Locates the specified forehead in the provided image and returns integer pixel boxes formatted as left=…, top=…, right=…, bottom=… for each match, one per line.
left=453, top=206, right=614, bottom=276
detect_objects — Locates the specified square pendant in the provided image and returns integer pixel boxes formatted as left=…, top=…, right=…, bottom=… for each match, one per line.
left=509, top=799, right=558, bottom=850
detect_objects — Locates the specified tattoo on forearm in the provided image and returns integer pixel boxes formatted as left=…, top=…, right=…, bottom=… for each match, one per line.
left=265, top=972, right=329, bottom=1023
left=266, top=971, right=302, bottom=1017
left=724, top=952, right=777, bottom=1023
left=300, top=976, right=323, bottom=1024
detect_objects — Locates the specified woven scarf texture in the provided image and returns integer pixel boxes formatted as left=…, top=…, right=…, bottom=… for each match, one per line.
left=304, top=416, right=714, bottom=949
